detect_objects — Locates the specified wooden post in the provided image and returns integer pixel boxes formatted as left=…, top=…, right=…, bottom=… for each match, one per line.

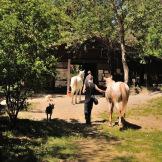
left=67, top=59, right=71, bottom=96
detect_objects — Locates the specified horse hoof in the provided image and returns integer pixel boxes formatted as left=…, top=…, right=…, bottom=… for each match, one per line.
left=108, top=123, right=113, bottom=127
left=118, top=123, right=123, bottom=128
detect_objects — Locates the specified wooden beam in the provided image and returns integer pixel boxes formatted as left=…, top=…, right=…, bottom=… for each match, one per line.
left=67, top=59, right=71, bottom=95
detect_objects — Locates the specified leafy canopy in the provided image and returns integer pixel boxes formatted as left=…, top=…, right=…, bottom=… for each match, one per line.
left=0, top=0, right=73, bottom=121
left=0, top=0, right=73, bottom=88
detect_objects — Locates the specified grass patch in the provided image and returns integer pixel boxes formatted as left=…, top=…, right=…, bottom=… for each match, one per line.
left=0, top=117, right=99, bottom=162
left=34, top=137, right=79, bottom=162
left=127, top=97, right=162, bottom=117
left=98, top=96, right=162, bottom=162
left=0, top=134, right=79, bottom=162
left=1, top=96, right=162, bottom=161
left=98, top=124, right=162, bottom=162
left=99, top=111, right=118, bottom=122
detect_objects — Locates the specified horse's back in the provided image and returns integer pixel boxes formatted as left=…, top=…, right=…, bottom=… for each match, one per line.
left=111, top=82, right=129, bottom=92
left=70, top=75, right=83, bottom=90
left=106, top=81, right=129, bottom=102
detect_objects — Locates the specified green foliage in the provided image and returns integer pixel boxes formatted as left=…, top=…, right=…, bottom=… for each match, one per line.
left=0, top=0, right=71, bottom=122
left=70, top=64, right=80, bottom=76
left=145, top=26, right=162, bottom=57
left=1, top=0, right=162, bottom=122
left=55, top=0, right=115, bottom=45
left=125, top=0, right=162, bottom=57
left=56, top=0, right=162, bottom=57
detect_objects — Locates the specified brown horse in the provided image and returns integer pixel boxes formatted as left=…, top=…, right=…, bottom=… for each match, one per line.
left=104, top=76, right=129, bottom=127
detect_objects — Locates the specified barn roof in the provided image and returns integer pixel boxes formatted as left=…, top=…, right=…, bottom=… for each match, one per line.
left=49, top=37, right=162, bottom=69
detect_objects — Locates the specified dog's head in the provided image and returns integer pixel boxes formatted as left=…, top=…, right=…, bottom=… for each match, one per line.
left=49, top=103, right=54, bottom=109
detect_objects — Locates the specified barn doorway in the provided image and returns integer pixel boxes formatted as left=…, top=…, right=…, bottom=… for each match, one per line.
left=82, top=63, right=98, bottom=84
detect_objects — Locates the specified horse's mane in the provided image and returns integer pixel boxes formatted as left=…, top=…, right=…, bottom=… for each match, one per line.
left=78, top=70, right=84, bottom=79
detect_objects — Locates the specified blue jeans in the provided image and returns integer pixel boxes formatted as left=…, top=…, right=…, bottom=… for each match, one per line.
left=84, top=98, right=93, bottom=124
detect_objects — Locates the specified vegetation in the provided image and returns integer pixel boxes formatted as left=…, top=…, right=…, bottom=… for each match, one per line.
left=98, top=96, right=162, bottom=162
left=55, top=0, right=162, bottom=82
left=0, top=118, right=80, bottom=162
left=127, top=97, right=162, bottom=117
left=0, top=0, right=162, bottom=160
left=99, top=127, right=162, bottom=162
left=127, top=0, right=162, bottom=58
left=0, top=0, right=71, bottom=122
left=0, top=0, right=162, bottom=122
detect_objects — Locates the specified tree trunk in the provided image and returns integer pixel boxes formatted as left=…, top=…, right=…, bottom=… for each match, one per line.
left=111, top=0, right=129, bottom=84
left=121, top=41, right=129, bottom=84
left=119, top=14, right=129, bottom=84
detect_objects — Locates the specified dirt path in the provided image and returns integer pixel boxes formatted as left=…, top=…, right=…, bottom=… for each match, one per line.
left=19, top=91, right=162, bottom=125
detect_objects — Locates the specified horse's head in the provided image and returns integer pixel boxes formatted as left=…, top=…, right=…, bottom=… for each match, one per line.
left=103, top=75, right=115, bottom=87
left=78, top=70, right=85, bottom=79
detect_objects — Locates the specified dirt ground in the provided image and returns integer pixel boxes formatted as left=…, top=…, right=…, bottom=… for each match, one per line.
left=19, top=90, right=162, bottom=130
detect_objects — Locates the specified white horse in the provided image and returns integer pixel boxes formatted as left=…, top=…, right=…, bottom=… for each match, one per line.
left=70, top=70, right=85, bottom=104
left=104, top=76, right=129, bottom=127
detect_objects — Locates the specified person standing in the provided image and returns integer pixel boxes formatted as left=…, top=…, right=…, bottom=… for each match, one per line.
left=83, top=75, right=104, bottom=125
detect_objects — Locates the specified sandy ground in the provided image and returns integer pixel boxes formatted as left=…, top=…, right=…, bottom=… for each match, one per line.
left=19, top=91, right=162, bottom=130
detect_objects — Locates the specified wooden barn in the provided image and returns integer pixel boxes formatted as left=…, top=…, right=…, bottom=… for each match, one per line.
left=53, top=37, right=162, bottom=93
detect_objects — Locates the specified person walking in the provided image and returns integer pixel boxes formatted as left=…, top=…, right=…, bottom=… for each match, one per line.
left=84, top=70, right=93, bottom=86
left=83, top=75, right=105, bottom=125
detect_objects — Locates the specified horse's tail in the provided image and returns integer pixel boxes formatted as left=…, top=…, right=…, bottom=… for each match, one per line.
left=120, top=83, right=129, bottom=111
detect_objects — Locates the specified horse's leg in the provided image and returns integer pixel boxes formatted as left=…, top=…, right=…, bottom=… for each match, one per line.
left=115, top=102, right=123, bottom=127
left=109, top=104, right=114, bottom=127
left=120, top=100, right=128, bottom=123
left=71, top=90, right=75, bottom=104
left=107, top=101, right=113, bottom=126
left=75, top=89, right=79, bottom=104
left=120, top=85, right=129, bottom=123
left=79, top=88, right=82, bottom=102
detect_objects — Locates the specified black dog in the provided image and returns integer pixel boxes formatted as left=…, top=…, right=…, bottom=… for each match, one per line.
left=45, top=103, right=54, bottom=121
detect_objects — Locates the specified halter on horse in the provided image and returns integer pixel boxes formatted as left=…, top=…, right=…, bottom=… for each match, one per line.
left=70, top=70, right=85, bottom=104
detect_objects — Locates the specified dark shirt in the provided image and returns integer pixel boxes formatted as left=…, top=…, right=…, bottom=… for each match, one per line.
left=84, top=74, right=93, bottom=86
left=85, top=82, right=95, bottom=103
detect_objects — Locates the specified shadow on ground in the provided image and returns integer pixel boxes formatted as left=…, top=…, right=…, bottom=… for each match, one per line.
left=0, top=116, right=119, bottom=162
left=115, top=118, right=142, bottom=131
left=121, top=119, right=142, bottom=131
left=0, top=115, right=142, bottom=162
left=94, top=118, right=142, bottom=131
